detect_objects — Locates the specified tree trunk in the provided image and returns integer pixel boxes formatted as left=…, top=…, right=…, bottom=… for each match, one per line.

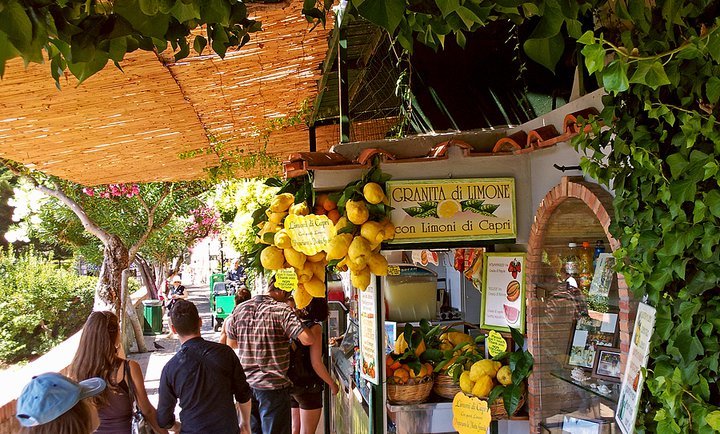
left=94, top=235, right=129, bottom=312
left=154, top=263, right=166, bottom=298
left=136, top=257, right=158, bottom=299
left=94, top=235, right=147, bottom=353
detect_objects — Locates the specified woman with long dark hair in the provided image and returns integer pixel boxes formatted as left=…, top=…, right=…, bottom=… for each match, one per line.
left=289, top=297, right=339, bottom=434
left=69, top=311, right=167, bottom=434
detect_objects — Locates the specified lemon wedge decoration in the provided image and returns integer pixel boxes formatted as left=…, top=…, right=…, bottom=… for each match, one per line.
left=437, top=199, right=461, bottom=218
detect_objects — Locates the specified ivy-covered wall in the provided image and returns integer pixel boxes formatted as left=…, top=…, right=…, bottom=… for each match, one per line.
left=313, top=0, right=720, bottom=432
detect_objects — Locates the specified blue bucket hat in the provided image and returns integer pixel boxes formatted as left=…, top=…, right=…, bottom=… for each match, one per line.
left=16, top=372, right=106, bottom=427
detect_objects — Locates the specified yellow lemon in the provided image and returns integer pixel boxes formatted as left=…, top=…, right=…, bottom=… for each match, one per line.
left=335, top=216, right=353, bottom=233
left=346, top=200, right=369, bottom=225
left=260, top=246, right=285, bottom=270
left=308, top=261, right=326, bottom=282
left=469, top=359, right=500, bottom=381
left=289, top=202, right=309, bottom=216
left=307, top=251, right=326, bottom=263
left=273, top=230, right=292, bottom=249
left=437, top=199, right=461, bottom=218
left=459, top=371, right=475, bottom=394
left=325, top=233, right=353, bottom=261
left=497, top=366, right=513, bottom=386
left=362, top=182, right=386, bottom=205
left=294, top=285, right=313, bottom=309
left=348, top=236, right=371, bottom=262
left=284, top=247, right=306, bottom=269
left=295, top=265, right=313, bottom=283
left=471, top=374, right=494, bottom=397
left=267, top=211, right=287, bottom=224
left=367, top=253, right=388, bottom=276
left=270, top=193, right=294, bottom=213
left=381, top=219, right=395, bottom=240
left=360, top=221, right=385, bottom=244
left=350, top=268, right=371, bottom=290
left=304, top=277, right=326, bottom=298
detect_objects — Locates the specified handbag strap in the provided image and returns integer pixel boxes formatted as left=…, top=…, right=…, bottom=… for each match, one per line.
left=124, top=360, right=140, bottom=408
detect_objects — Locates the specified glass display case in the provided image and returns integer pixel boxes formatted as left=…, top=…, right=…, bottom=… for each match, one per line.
left=532, top=197, right=621, bottom=433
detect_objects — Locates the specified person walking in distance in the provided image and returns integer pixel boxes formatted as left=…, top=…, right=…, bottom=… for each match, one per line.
left=226, top=275, right=316, bottom=434
left=157, top=300, right=252, bottom=434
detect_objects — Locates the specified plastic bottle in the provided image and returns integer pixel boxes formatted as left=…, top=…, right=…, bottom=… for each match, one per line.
left=593, top=240, right=606, bottom=268
left=579, top=242, right=593, bottom=290
left=564, top=243, right=580, bottom=288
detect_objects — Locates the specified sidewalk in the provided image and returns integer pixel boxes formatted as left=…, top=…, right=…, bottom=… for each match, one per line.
left=128, top=284, right=220, bottom=410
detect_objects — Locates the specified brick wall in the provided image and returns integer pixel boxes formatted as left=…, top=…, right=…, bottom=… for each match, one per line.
left=525, top=177, right=638, bottom=433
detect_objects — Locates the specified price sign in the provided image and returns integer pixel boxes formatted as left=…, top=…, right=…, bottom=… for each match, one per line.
left=487, top=330, right=507, bottom=357
left=285, top=214, right=337, bottom=255
left=452, top=393, right=491, bottom=433
left=274, top=268, right=298, bottom=292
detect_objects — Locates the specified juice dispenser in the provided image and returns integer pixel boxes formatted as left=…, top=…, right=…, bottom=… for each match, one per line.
left=383, top=265, right=438, bottom=322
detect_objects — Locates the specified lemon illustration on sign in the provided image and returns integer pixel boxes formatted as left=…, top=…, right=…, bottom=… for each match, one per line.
left=437, top=199, right=461, bottom=218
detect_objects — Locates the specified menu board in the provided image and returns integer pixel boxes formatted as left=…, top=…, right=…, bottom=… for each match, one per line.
left=284, top=214, right=336, bottom=255
left=359, top=277, right=380, bottom=385
left=386, top=178, right=516, bottom=244
left=481, top=253, right=525, bottom=333
left=616, top=302, right=656, bottom=434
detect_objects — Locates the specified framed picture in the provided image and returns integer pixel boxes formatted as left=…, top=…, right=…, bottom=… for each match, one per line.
left=592, top=347, right=622, bottom=382
left=562, top=416, right=603, bottom=434
left=567, top=311, right=619, bottom=369
left=589, top=253, right=615, bottom=297
left=481, top=253, right=525, bottom=333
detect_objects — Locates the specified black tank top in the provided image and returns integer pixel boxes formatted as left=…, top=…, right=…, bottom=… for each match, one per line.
left=288, top=321, right=322, bottom=387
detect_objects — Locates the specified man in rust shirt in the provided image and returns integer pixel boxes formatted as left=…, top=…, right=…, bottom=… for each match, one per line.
left=227, top=275, right=315, bottom=434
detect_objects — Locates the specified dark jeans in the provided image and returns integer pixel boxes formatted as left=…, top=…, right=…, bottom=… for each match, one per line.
left=251, top=387, right=291, bottom=434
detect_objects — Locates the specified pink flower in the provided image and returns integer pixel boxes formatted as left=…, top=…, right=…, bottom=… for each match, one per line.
left=83, top=187, right=94, bottom=196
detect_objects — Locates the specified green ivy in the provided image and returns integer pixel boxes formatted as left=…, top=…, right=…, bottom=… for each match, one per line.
left=0, top=0, right=261, bottom=84
left=573, top=11, right=720, bottom=434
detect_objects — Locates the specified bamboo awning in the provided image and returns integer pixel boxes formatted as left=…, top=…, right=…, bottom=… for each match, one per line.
left=0, top=0, right=332, bottom=185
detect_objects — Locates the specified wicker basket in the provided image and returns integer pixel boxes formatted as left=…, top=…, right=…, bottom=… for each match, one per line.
left=433, top=373, right=461, bottom=399
left=387, top=376, right=434, bottom=405
left=486, top=384, right=527, bottom=420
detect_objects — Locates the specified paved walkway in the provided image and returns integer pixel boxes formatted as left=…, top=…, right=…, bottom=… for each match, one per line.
left=128, top=284, right=220, bottom=410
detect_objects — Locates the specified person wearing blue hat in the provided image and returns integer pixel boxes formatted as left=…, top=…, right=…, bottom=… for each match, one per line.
left=16, top=372, right=106, bottom=434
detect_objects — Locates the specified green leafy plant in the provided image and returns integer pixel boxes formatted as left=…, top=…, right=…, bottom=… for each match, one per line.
left=0, top=248, right=96, bottom=364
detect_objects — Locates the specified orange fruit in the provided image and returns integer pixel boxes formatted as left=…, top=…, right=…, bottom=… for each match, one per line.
left=323, top=198, right=337, bottom=211
left=314, top=205, right=327, bottom=215
left=315, top=193, right=329, bottom=209
left=327, top=209, right=340, bottom=224
left=393, top=368, right=410, bottom=384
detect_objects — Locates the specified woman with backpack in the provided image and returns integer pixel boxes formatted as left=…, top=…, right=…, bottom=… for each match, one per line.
left=288, top=297, right=339, bottom=434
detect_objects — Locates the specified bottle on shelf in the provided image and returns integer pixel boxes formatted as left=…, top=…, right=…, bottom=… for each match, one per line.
left=593, top=240, right=606, bottom=268
left=578, top=242, right=594, bottom=291
left=564, top=242, right=580, bottom=288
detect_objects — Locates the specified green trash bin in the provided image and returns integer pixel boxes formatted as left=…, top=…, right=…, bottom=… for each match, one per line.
left=142, top=299, right=163, bottom=335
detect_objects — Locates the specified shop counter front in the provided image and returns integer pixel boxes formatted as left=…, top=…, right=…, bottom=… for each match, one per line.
left=386, top=401, right=455, bottom=434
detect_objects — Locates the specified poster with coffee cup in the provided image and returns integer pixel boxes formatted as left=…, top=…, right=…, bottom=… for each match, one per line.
left=481, top=253, right=525, bottom=333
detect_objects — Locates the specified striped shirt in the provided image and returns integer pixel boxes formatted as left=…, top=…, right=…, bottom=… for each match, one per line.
left=226, top=295, right=305, bottom=389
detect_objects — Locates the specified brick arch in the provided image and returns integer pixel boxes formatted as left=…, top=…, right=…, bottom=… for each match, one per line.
left=524, top=176, right=635, bottom=433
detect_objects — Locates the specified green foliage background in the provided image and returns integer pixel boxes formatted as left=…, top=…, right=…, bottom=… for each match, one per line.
left=0, top=248, right=96, bottom=364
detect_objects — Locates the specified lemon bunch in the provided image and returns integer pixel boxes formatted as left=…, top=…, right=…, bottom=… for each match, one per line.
left=257, top=175, right=394, bottom=301
left=457, top=359, right=513, bottom=399
left=256, top=194, right=329, bottom=309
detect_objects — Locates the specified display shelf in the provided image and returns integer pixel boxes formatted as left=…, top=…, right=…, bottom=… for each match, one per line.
left=550, top=371, right=619, bottom=404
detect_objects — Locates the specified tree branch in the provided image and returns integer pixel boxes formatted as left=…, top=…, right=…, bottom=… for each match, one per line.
left=129, top=186, right=172, bottom=262
left=9, top=169, right=113, bottom=246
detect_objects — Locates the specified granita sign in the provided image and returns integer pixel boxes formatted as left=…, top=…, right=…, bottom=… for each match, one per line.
left=386, top=178, right=516, bottom=244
